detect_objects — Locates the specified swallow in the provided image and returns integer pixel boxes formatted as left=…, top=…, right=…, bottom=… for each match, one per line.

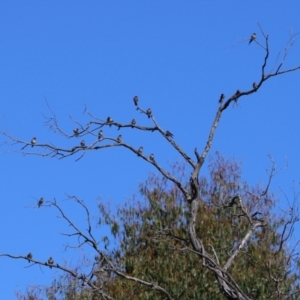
left=146, top=108, right=152, bottom=118
left=98, top=130, right=103, bottom=139
left=31, top=137, right=36, bottom=147
left=80, top=140, right=85, bottom=147
left=107, top=117, right=113, bottom=126
left=249, top=33, right=256, bottom=44
left=117, top=135, right=122, bottom=143
left=131, top=119, right=136, bottom=128
left=38, top=197, right=43, bottom=208
left=26, top=252, right=33, bottom=263
left=233, top=90, right=241, bottom=101
left=219, top=93, right=225, bottom=103
left=253, top=82, right=258, bottom=90
left=133, top=96, right=138, bottom=106
left=48, top=257, right=54, bottom=268
left=228, top=195, right=241, bottom=207
left=138, top=146, right=143, bottom=155
left=165, top=130, right=173, bottom=138
left=149, top=153, right=155, bottom=162
left=73, top=128, right=79, bottom=137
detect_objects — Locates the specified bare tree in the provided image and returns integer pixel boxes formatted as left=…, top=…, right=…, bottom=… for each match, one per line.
left=1, top=26, right=300, bottom=300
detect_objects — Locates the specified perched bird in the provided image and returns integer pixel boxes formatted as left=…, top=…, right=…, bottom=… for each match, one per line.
left=146, top=108, right=152, bottom=118
left=131, top=119, right=136, bottom=127
left=73, top=128, right=79, bottom=136
left=31, top=137, right=36, bottom=147
left=133, top=96, right=138, bottom=106
left=149, top=153, right=155, bottom=162
left=138, top=146, right=143, bottom=155
left=107, top=117, right=113, bottom=126
left=48, top=257, right=54, bottom=268
left=233, top=90, right=241, bottom=101
left=219, top=93, right=225, bottom=103
left=117, top=135, right=122, bottom=143
left=98, top=130, right=103, bottom=140
left=26, top=252, right=33, bottom=263
left=21, top=137, right=37, bottom=150
left=253, top=82, right=258, bottom=90
left=249, top=33, right=256, bottom=44
left=38, top=197, right=44, bottom=208
left=165, top=130, right=173, bottom=138
left=80, top=140, right=85, bottom=147
left=228, top=195, right=241, bottom=207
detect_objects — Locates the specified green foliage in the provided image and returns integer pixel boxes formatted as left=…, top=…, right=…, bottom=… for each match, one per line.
left=17, top=154, right=300, bottom=299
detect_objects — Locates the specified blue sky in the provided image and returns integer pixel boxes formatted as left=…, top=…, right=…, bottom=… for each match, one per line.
left=1, top=1, right=300, bottom=299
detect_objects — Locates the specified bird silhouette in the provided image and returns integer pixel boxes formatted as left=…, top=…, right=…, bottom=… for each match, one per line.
left=98, top=130, right=103, bottom=140
left=38, top=197, right=43, bottom=208
left=107, top=117, right=113, bottom=126
left=31, top=137, right=36, bottom=147
left=149, top=153, right=155, bottom=162
left=48, top=257, right=54, bottom=268
left=131, top=119, right=136, bottom=127
left=117, top=135, right=122, bottom=143
left=73, top=128, right=79, bottom=136
left=219, top=93, right=225, bottom=103
left=133, top=96, right=138, bottom=106
left=80, top=140, right=85, bottom=147
left=165, top=130, right=173, bottom=138
left=249, top=33, right=256, bottom=44
left=253, top=82, right=258, bottom=90
left=146, top=108, right=152, bottom=118
left=26, top=252, right=32, bottom=263
left=138, top=146, right=143, bottom=155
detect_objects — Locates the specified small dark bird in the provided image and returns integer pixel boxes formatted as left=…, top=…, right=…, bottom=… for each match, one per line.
left=73, top=128, right=79, bottom=136
left=117, top=135, right=122, bottom=143
left=26, top=252, right=33, bottom=263
left=21, top=137, right=37, bottom=150
left=80, top=140, right=85, bottom=147
left=249, top=33, right=256, bottom=44
left=149, top=153, right=155, bottom=162
left=228, top=195, right=241, bottom=207
left=131, top=119, right=136, bottom=127
left=165, top=130, right=173, bottom=138
left=48, top=257, right=54, bottom=268
left=31, top=137, right=36, bottom=147
left=138, top=146, right=143, bottom=155
left=219, top=93, right=225, bottom=103
left=233, top=90, right=241, bottom=101
left=253, top=82, right=258, bottom=90
left=146, top=108, right=152, bottom=118
left=98, top=130, right=103, bottom=140
left=107, top=117, right=113, bottom=126
left=38, top=197, right=43, bottom=208
left=133, top=96, right=138, bottom=106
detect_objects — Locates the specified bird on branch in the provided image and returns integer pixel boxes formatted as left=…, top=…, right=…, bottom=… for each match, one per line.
left=133, top=96, right=138, bottom=106
left=47, top=257, right=54, bottom=268
left=165, top=130, right=174, bottom=138
left=98, top=130, right=103, bottom=140
left=107, top=117, right=113, bottom=126
left=26, top=252, right=32, bottom=263
left=138, top=146, right=143, bottom=155
left=73, top=128, right=79, bottom=136
left=131, top=119, right=136, bottom=127
left=117, top=135, right=122, bottom=143
left=249, top=33, right=256, bottom=44
left=146, top=108, right=152, bottom=118
left=219, top=93, right=225, bottom=103
left=37, top=197, right=43, bottom=208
